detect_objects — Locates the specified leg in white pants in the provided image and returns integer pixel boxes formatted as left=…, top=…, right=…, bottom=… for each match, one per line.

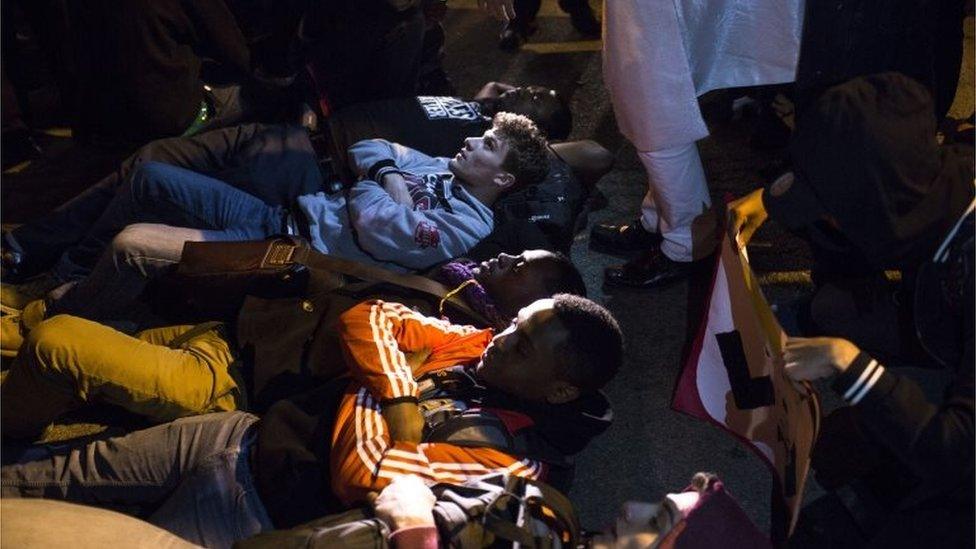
left=638, top=143, right=713, bottom=262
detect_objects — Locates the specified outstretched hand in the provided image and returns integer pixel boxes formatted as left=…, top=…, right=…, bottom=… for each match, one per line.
left=783, top=337, right=860, bottom=381
left=726, top=188, right=767, bottom=248
left=372, top=475, right=437, bottom=531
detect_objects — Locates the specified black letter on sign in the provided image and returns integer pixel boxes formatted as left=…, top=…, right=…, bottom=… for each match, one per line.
left=715, top=330, right=774, bottom=409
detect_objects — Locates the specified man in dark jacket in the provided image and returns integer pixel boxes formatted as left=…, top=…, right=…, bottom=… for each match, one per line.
left=730, top=72, right=974, bottom=546
left=72, top=0, right=256, bottom=144
left=1, top=295, right=622, bottom=548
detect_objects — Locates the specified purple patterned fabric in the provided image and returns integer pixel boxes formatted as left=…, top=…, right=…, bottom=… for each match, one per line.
left=435, top=261, right=506, bottom=327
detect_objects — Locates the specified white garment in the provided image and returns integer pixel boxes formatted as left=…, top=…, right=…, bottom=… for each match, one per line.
left=638, top=144, right=711, bottom=260
left=603, top=0, right=804, bottom=261
left=603, top=0, right=804, bottom=151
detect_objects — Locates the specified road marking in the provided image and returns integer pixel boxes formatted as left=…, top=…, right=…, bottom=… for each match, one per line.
left=756, top=270, right=901, bottom=286
left=450, top=0, right=577, bottom=17
left=3, top=161, right=32, bottom=175
left=522, top=40, right=601, bottom=53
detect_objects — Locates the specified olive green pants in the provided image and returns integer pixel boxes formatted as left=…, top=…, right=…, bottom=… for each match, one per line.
left=2, top=315, right=241, bottom=439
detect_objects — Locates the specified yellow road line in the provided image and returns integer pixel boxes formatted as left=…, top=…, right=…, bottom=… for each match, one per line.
left=40, top=127, right=72, bottom=138
left=522, top=40, right=601, bottom=53
left=450, top=0, right=578, bottom=17
left=756, top=270, right=902, bottom=286
left=3, top=161, right=32, bottom=175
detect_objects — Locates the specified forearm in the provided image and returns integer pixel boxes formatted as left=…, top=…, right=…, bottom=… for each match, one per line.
left=832, top=352, right=975, bottom=484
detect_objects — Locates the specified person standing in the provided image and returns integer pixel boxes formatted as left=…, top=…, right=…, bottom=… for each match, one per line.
left=593, top=0, right=804, bottom=288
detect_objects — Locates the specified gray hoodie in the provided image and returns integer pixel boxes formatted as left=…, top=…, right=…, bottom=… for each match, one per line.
left=296, top=139, right=493, bottom=272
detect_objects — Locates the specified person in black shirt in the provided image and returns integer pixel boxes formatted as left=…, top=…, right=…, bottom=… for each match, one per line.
left=72, top=0, right=257, bottom=144
left=730, top=73, right=974, bottom=547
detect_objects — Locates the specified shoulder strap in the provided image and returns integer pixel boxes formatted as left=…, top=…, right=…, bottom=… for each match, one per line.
left=166, top=321, right=226, bottom=349
left=426, top=412, right=571, bottom=469
left=302, top=251, right=490, bottom=326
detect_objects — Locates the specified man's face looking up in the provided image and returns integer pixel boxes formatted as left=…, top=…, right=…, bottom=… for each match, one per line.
left=448, top=128, right=514, bottom=189
left=476, top=298, right=578, bottom=404
left=471, top=250, right=564, bottom=318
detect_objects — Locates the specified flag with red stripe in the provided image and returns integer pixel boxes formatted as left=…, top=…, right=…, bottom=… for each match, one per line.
left=671, top=231, right=820, bottom=542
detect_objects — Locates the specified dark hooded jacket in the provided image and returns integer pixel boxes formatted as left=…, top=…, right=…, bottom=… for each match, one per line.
left=769, top=72, right=973, bottom=271
left=766, top=73, right=975, bottom=537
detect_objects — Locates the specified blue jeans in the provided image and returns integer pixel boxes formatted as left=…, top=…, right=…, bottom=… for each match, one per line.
left=8, top=123, right=321, bottom=282
left=47, top=161, right=286, bottom=324
left=0, top=412, right=273, bottom=549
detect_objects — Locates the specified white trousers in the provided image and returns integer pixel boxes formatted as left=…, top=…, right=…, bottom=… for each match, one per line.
left=603, top=0, right=802, bottom=262
left=638, top=144, right=711, bottom=262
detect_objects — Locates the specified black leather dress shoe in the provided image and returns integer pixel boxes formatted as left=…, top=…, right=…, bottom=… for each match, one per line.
left=590, top=219, right=661, bottom=254
left=559, top=0, right=601, bottom=37
left=498, top=20, right=537, bottom=51
left=604, top=248, right=706, bottom=289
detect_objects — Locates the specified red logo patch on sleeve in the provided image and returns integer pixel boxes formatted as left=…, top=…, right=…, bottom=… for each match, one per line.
left=414, top=220, right=441, bottom=249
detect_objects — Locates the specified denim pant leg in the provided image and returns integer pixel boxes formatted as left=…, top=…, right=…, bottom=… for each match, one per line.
left=52, top=160, right=286, bottom=283
left=0, top=411, right=259, bottom=508
left=46, top=222, right=272, bottom=325
left=148, top=432, right=273, bottom=549
left=12, top=125, right=270, bottom=281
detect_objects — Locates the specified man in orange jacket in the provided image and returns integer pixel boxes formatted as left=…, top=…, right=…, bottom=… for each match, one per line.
left=2, top=294, right=623, bottom=546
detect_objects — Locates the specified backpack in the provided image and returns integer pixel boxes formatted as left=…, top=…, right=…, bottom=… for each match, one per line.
left=233, top=473, right=582, bottom=549
left=469, top=153, right=588, bottom=259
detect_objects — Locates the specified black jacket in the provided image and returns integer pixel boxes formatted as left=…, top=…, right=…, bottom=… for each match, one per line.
left=73, top=0, right=251, bottom=142
left=830, top=208, right=974, bottom=509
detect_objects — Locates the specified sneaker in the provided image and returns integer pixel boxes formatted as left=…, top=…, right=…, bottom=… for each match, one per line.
left=590, top=219, right=661, bottom=254
left=604, top=248, right=708, bottom=289
left=0, top=272, right=61, bottom=310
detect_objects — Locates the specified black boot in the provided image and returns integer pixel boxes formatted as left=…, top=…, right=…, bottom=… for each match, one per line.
left=498, top=18, right=537, bottom=51
left=558, top=0, right=600, bottom=37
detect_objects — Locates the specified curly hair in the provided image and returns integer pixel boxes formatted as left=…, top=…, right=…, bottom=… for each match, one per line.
left=551, top=293, right=623, bottom=392
left=492, top=112, right=550, bottom=189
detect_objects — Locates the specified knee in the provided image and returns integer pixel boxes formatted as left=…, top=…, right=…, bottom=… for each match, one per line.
left=108, top=224, right=183, bottom=277
left=128, top=161, right=175, bottom=201
left=21, top=315, right=83, bottom=375
left=109, top=224, right=163, bottom=264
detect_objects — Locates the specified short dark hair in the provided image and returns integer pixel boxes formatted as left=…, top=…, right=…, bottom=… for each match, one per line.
left=492, top=112, right=550, bottom=188
left=489, top=86, right=572, bottom=140
left=551, top=293, right=622, bottom=392
left=538, top=252, right=587, bottom=298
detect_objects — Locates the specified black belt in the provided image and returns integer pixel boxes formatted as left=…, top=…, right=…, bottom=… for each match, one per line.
left=306, top=130, right=339, bottom=190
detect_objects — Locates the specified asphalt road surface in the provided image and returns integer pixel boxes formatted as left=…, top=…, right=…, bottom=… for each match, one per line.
left=1, top=0, right=972, bottom=538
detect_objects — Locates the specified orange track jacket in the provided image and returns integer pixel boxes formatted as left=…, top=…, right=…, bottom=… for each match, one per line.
left=329, top=300, right=547, bottom=505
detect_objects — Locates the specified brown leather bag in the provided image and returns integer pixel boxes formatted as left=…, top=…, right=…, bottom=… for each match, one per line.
left=152, top=235, right=312, bottom=321
left=153, top=236, right=486, bottom=324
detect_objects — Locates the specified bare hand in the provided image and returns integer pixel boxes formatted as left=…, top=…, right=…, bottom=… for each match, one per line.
left=477, top=0, right=516, bottom=21
left=589, top=501, right=663, bottom=548
left=381, top=173, right=414, bottom=207
left=473, top=81, right=516, bottom=101
left=727, top=188, right=767, bottom=248
left=404, top=348, right=432, bottom=371
left=783, top=337, right=860, bottom=381
left=373, top=475, right=436, bottom=531
left=382, top=401, right=425, bottom=443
